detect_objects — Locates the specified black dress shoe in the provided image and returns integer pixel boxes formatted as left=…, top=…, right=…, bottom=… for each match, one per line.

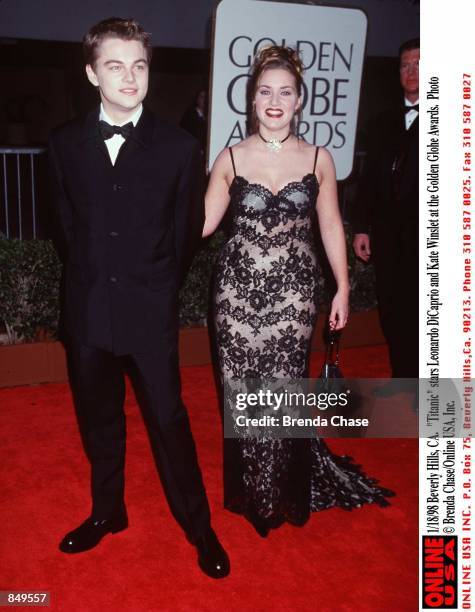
left=59, top=511, right=128, bottom=553
left=195, top=528, right=230, bottom=579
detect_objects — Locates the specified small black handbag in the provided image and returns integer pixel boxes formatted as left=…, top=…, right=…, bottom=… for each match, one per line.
left=319, top=330, right=362, bottom=417
left=320, top=330, right=343, bottom=382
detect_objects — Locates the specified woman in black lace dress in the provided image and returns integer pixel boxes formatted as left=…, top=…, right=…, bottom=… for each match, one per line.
left=203, top=46, right=393, bottom=536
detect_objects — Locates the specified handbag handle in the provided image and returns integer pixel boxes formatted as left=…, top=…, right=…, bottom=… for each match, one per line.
left=324, top=330, right=340, bottom=366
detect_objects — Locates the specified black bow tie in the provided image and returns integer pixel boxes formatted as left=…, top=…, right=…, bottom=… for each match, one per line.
left=404, top=104, right=419, bottom=113
left=98, top=120, right=134, bottom=140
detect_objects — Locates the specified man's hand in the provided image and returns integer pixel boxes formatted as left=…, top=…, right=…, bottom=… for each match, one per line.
left=353, top=233, right=371, bottom=262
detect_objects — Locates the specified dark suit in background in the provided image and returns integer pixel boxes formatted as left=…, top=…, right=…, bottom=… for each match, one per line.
left=352, top=106, right=418, bottom=377
left=180, top=89, right=207, bottom=155
left=49, top=105, right=211, bottom=538
left=180, top=106, right=207, bottom=154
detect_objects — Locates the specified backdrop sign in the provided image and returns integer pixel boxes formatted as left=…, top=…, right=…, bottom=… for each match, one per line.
left=209, top=0, right=367, bottom=179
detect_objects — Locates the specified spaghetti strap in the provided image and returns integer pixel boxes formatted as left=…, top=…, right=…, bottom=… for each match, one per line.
left=313, top=146, right=320, bottom=173
left=229, top=147, right=237, bottom=178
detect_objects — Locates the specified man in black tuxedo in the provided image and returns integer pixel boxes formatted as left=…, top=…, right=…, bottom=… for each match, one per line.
left=180, top=89, right=207, bottom=155
left=48, top=18, right=229, bottom=579
left=352, top=39, right=419, bottom=379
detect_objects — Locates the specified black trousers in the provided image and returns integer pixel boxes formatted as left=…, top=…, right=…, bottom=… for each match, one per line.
left=373, top=226, right=419, bottom=379
left=67, top=338, right=211, bottom=539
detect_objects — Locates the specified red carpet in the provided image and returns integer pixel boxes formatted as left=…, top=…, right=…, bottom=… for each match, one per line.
left=0, top=345, right=417, bottom=611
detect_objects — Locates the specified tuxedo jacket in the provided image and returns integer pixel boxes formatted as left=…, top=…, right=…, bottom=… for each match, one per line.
left=179, top=107, right=207, bottom=153
left=48, top=106, right=204, bottom=355
left=352, top=106, right=418, bottom=260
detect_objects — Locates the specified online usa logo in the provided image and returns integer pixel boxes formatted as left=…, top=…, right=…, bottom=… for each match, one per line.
left=422, top=536, right=458, bottom=608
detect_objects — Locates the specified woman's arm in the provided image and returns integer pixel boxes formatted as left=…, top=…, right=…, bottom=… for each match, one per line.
left=315, top=148, right=349, bottom=330
left=203, top=149, right=233, bottom=237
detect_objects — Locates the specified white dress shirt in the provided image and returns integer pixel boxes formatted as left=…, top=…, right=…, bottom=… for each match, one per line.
left=404, top=97, right=419, bottom=131
left=99, top=104, right=143, bottom=165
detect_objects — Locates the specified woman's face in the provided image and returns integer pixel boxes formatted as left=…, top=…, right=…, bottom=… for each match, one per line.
left=254, top=68, right=300, bottom=133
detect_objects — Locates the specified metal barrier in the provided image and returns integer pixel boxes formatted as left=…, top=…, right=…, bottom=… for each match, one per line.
left=0, top=146, right=366, bottom=240
left=1, top=146, right=47, bottom=240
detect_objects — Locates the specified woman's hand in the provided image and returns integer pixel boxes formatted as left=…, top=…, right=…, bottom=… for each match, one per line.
left=329, top=287, right=349, bottom=331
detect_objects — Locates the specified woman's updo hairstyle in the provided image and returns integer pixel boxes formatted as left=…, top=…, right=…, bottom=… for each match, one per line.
left=247, top=45, right=304, bottom=134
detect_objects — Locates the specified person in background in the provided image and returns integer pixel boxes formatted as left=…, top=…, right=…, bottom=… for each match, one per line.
left=180, top=88, right=207, bottom=155
left=352, top=39, right=419, bottom=380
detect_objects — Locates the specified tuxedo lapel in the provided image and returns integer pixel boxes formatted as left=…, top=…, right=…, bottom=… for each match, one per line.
left=398, top=108, right=406, bottom=135
left=392, top=110, right=418, bottom=198
left=78, top=106, right=112, bottom=166
left=407, top=114, right=419, bottom=138
left=73, top=107, right=116, bottom=201
left=114, top=106, right=155, bottom=167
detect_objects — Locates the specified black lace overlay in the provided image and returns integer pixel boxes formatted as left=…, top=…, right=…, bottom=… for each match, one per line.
left=213, top=169, right=394, bottom=534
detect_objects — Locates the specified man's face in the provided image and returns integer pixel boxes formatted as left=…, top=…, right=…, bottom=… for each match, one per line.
left=196, top=90, right=206, bottom=113
left=86, top=37, right=149, bottom=121
left=399, top=47, right=420, bottom=100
